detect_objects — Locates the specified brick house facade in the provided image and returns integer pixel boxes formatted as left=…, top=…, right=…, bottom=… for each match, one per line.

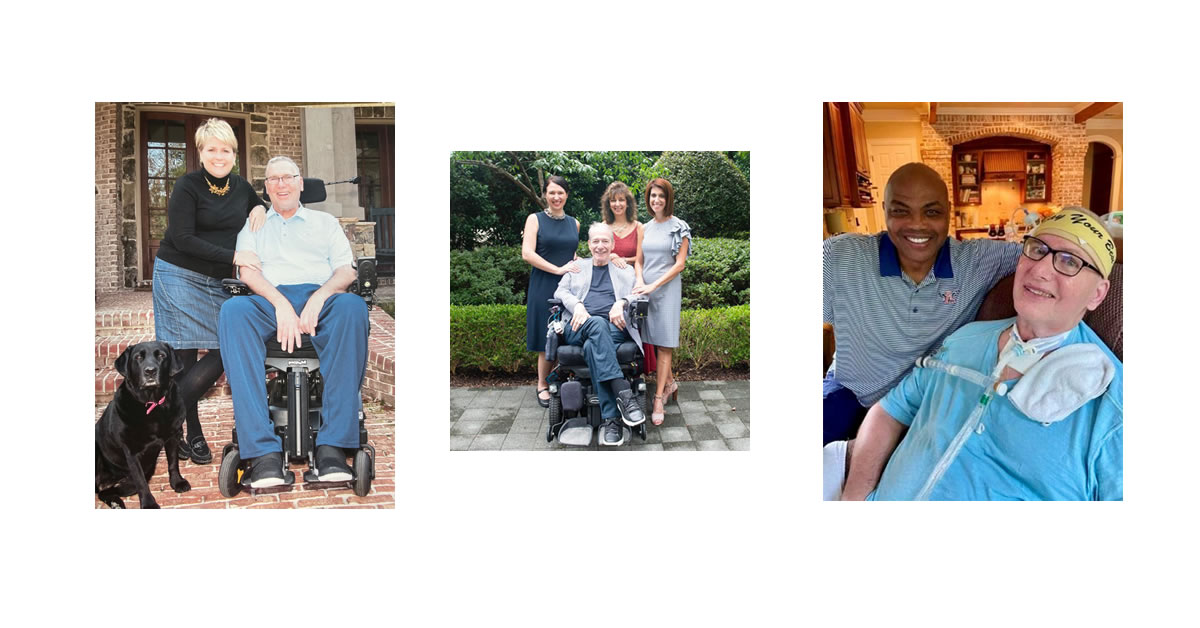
left=95, top=102, right=394, bottom=294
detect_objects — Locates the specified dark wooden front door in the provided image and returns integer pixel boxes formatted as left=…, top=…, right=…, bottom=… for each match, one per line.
left=140, top=112, right=247, bottom=280
left=1088, top=142, right=1114, bottom=215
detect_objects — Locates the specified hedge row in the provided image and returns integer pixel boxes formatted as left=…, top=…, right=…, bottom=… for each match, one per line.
left=450, top=304, right=749, bottom=374
left=450, top=237, right=749, bottom=309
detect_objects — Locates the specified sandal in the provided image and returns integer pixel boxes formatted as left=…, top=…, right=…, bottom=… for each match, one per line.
left=536, top=387, right=551, bottom=408
left=665, top=379, right=679, bottom=402
left=651, top=394, right=666, bottom=426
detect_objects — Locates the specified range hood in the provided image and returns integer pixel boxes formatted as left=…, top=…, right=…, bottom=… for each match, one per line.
left=982, top=150, right=1026, bottom=180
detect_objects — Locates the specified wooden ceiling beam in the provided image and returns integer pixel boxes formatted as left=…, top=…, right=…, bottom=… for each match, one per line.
left=928, top=102, right=937, bottom=124
left=1074, top=102, right=1118, bottom=124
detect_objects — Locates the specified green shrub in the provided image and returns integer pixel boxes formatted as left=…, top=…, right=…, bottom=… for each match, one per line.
left=656, top=151, right=750, bottom=238
left=449, top=246, right=529, bottom=306
left=450, top=304, right=749, bottom=373
left=454, top=238, right=749, bottom=309
left=450, top=305, right=535, bottom=373
left=674, top=305, right=750, bottom=369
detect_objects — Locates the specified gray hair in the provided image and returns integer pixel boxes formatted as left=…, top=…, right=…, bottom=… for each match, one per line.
left=265, top=155, right=301, bottom=175
left=588, top=222, right=614, bottom=240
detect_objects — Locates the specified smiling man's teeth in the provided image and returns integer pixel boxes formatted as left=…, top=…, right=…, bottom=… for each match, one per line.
left=906, top=236, right=930, bottom=243
left=1027, top=287, right=1053, bottom=298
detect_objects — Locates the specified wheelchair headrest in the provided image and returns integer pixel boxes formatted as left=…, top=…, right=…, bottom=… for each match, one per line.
left=261, top=177, right=327, bottom=206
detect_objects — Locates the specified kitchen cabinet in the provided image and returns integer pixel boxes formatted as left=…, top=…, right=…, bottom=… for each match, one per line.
left=822, top=102, right=875, bottom=208
left=823, top=103, right=850, bottom=208
left=1024, top=150, right=1051, bottom=202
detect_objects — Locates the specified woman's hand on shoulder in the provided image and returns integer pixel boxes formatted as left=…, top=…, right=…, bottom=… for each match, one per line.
left=248, top=206, right=267, bottom=232
left=610, top=256, right=628, bottom=269
left=558, top=260, right=581, bottom=275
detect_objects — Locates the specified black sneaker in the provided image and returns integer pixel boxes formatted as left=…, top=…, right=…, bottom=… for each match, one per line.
left=315, top=445, right=353, bottom=482
left=248, top=452, right=286, bottom=488
left=616, top=389, right=646, bottom=427
left=600, top=419, right=625, bottom=447
left=177, top=434, right=213, bottom=464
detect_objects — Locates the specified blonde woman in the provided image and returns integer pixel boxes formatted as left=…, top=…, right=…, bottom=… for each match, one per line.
left=152, top=118, right=265, bottom=464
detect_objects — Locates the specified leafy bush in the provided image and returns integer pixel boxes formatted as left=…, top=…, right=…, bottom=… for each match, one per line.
left=674, top=305, right=750, bottom=369
left=450, top=304, right=749, bottom=373
left=656, top=151, right=750, bottom=238
left=450, top=305, right=535, bottom=373
left=452, top=237, right=750, bottom=308
left=449, top=246, right=529, bottom=306
left=677, top=238, right=750, bottom=309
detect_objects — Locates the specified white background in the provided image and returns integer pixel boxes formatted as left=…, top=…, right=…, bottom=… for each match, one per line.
left=2, top=1, right=1197, bottom=626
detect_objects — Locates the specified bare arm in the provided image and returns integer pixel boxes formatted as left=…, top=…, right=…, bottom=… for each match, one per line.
left=237, top=266, right=303, bottom=353
left=634, top=237, right=689, bottom=295
left=297, top=264, right=357, bottom=335
left=634, top=224, right=646, bottom=286
left=521, top=213, right=579, bottom=275
left=840, top=403, right=908, bottom=501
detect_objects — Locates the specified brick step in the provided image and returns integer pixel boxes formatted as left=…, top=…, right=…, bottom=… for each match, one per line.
left=95, top=365, right=230, bottom=406
left=95, top=295, right=395, bottom=408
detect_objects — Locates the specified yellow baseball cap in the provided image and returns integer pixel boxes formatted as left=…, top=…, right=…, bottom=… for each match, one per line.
left=1029, top=207, right=1116, bottom=278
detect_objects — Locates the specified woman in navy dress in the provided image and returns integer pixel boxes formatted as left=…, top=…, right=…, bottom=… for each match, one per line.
left=522, top=176, right=580, bottom=407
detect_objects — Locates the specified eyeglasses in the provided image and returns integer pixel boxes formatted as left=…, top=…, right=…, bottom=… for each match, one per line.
left=266, top=174, right=300, bottom=186
left=1021, top=236, right=1102, bottom=277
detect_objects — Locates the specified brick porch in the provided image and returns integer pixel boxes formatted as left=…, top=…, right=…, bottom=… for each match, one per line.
left=95, top=290, right=395, bottom=509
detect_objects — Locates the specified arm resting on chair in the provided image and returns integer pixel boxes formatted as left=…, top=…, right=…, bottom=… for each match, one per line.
left=840, top=403, right=907, bottom=501
left=298, top=264, right=356, bottom=335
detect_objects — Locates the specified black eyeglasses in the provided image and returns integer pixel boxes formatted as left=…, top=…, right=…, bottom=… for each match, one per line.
left=1021, top=236, right=1102, bottom=277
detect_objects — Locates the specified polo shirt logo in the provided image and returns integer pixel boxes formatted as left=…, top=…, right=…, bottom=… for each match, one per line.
left=941, top=290, right=957, bottom=305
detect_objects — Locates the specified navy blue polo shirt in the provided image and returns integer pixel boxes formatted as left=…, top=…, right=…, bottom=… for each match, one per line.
left=822, top=232, right=1020, bottom=406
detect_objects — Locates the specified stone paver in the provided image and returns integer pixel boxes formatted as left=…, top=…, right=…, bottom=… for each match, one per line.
left=449, top=380, right=749, bottom=451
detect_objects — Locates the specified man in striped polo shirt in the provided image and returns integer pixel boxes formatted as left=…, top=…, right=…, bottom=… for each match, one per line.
left=823, top=163, right=1020, bottom=443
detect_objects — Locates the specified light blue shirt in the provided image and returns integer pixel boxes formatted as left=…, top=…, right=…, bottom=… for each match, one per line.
left=870, top=317, right=1123, bottom=501
left=235, top=205, right=354, bottom=287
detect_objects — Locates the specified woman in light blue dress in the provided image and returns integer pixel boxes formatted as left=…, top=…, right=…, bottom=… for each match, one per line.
left=634, top=178, right=691, bottom=425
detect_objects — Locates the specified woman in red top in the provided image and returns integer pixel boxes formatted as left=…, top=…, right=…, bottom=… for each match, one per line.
left=600, top=181, right=656, bottom=374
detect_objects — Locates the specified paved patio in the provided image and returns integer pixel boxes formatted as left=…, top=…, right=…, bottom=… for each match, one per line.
left=450, top=380, right=750, bottom=451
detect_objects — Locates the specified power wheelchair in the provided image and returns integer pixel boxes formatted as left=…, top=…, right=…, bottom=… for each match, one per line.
left=544, top=295, right=651, bottom=446
left=217, top=177, right=378, bottom=497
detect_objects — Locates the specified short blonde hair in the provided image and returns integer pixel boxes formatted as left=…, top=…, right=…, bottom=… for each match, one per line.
left=195, top=118, right=238, bottom=153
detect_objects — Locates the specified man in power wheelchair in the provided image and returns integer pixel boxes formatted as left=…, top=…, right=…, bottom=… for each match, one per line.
left=544, top=222, right=649, bottom=447
left=824, top=208, right=1122, bottom=501
left=216, top=156, right=376, bottom=496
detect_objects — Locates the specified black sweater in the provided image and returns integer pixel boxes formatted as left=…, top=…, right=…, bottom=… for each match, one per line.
left=156, top=170, right=260, bottom=279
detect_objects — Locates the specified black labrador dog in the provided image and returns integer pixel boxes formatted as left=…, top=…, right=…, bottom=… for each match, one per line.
left=95, top=341, right=191, bottom=509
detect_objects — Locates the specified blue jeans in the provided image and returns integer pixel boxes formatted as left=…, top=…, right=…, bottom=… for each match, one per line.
left=218, top=284, right=369, bottom=460
left=562, top=315, right=630, bottom=420
left=823, top=370, right=868, bottom=445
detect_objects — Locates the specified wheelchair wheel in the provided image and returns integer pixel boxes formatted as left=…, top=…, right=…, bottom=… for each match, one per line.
left=218, top=447, right=242, bottom=498
left=546, top=394, right=562, bottom=442
left=352, top=448, right=372, bottom=497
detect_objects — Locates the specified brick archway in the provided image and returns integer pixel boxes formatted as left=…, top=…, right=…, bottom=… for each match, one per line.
left=945, top=127, right=1063, bottom=147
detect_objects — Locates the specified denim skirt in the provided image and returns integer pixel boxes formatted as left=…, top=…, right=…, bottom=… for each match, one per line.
left=152, top=257, right=231, bottom=350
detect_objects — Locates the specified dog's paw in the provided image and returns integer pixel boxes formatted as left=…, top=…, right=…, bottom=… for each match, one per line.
left=173, top=478, right=191, bottom=493
left=141, top=501, right=161, bottom=509
left=102, top=499, right=126, bottom=509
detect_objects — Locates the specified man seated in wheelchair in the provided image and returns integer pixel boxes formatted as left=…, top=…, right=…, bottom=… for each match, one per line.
left=551, top=222, right=646, bottom=446
left=827, top=208, right=1122, bottom=501
left=218, top=156, right=369, bottom=488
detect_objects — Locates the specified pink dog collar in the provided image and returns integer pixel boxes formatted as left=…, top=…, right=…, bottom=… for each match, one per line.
left=145, top=396, right=166, bottom=415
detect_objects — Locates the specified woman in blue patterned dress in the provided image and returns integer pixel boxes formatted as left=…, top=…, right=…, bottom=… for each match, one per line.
left=634, top=178, right=692, bottom=425
left=522, top=176, right=581, bottom=407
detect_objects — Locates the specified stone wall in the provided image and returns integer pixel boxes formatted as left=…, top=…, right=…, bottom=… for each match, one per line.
left=95, top=103, right=123, bottom=293
left=920, top=113, right=1088, bottom=207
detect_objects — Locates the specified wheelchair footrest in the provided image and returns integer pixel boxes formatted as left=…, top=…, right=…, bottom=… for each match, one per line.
left=243, top=469, right=296, bottom=492
left=302, top=468, right=355, bottom=485
left=557, top=417, right=593, bottom=446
